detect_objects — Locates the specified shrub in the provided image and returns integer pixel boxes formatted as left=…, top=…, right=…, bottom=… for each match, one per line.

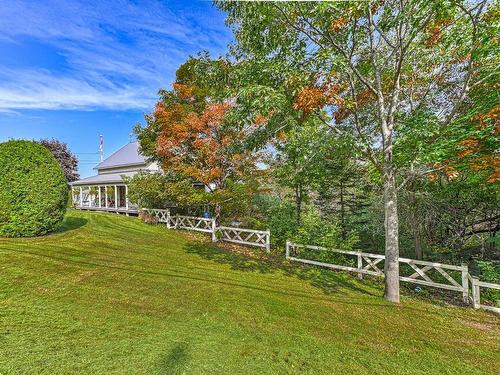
left=0, top=140, right=68, bottom=237
left=289, top=206, right=359, bottom=265
left=124, top=171, right=203, bottom=209
left=256, top=196, right=297, bottom=246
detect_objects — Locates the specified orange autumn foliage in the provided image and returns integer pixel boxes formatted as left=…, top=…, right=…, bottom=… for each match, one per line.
left=430, top=104, right=500, bottom=184
left=444, top=165, right=459, bottom=181
left=276, top=131, right=287, bottom=143
left=294, top=81, right=344, bottom=115
left=294, top=87, right=325, bottom=114
left=253, top=114, right=267, bottom=127
left=172, top=83, right=195, bottom=100
left=155, top=87, right=254, bottom=188
left=473, top=104, right=500, bottom=133
left=487, top=170, right=500, bottom=183
left=330, top=17, right=347, bottom=33
left=424, top=18, right=452, bottom=47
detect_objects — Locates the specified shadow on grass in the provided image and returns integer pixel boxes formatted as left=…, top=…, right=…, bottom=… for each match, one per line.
left=184, top=241, right=380, bottom=298
left=1, top=246, right=397, bottom=309
left=55, top=216, right=88, bottom=234
left=160, top=342, right=190, bottom=375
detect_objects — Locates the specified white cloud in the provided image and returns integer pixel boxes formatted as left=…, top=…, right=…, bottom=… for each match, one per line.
left=0, top=0, right=231, bottom=111
left=0, top=68, right=153, bottom=110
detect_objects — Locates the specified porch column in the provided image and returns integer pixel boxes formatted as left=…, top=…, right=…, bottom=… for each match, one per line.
left=79, top=186, right=83, bottom=207
left=105, top=185, right=108, bottom=208
left=125, top=185, right=129, bottom=210
left=114, top=185, right=118, bottom=209
left=71, top=186, right=75, bottom=206
left=98, top=186, right=102, bottom=208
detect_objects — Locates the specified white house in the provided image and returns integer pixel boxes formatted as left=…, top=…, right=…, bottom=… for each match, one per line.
left=70, top=141, right=160, bottom=214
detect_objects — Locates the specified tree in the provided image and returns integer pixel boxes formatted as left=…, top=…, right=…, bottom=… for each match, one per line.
left=37, top=138, right=79, bottom=182
left=216, top=0, right=496, bottom=302
left=136, top=57, right=260, bottom=222
left=316, top=147, right=373, bottom=243
left=272, top=119, right=326, bottom=226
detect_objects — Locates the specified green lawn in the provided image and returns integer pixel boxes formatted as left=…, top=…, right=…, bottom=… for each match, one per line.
left=0, top=211, right=498, bottom=374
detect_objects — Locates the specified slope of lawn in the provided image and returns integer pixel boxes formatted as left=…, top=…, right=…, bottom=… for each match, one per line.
left=0, top=210, right=498, bottom=374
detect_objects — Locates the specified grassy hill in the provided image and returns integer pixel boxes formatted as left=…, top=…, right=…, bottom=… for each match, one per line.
left=0, top=210, right=498, bottom=374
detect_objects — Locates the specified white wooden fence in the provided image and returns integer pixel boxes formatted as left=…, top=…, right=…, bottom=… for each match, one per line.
left=175, top=215, right=215, bottom=233
left=468, top=274, right=500, bottom=314
left=142, top=209, right=270, bottom=252
left=286, top=241, right=499, bottom=312
left=218, top=226, right=271, bottom=252
left=143, top=208, right=170, bottom=223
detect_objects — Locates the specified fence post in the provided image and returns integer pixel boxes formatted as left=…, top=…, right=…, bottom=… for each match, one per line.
left=472, top=277, right=481, bottom=309
left=265, top=230, right=271, bottom=253
left=357, top=250, right=363, bottom=280
left=211, top=219, right=217, bottom=242
left=175, top=214, right=179, bottom=229
left=166, top=209, right=171, bottom=229
left=470, top=277, right=476, bottom=308
left=285, top=241, right=290, bottom=259
left=461, top=263, right=469, bottom=304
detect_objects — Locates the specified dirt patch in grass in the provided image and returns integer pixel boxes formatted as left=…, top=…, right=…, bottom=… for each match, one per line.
left=72, top=270, right=97, bottom=283
left=460, top=317, right=500, bottom=335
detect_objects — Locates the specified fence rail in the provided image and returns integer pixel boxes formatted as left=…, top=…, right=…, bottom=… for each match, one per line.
left=175, top=215, right=215, bottom=233
left=218, top=226, right=270, bottom=252
left=143, top=208, right=269, bottom=251
left=286, top=241, right=471, bottom=303
left=143, top=208, right=170, bottom=223
left=469, top=274, right=500, bottom=314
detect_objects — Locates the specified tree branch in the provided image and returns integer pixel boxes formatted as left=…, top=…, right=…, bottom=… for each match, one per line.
left=442, top=0, right=487, bottom=127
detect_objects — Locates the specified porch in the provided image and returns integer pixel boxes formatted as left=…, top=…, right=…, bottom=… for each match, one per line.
left=71, top=184, right=138, bottom=214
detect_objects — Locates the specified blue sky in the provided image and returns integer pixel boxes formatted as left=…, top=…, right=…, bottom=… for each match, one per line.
left=0, top=0, right=232, bottom=177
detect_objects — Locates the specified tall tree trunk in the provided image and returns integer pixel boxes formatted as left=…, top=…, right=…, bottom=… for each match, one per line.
left=384, top=167, right=400, bottom=303
left=414, top=227, right=423, bottom=260
left=340, top=179, right=346, bottom=240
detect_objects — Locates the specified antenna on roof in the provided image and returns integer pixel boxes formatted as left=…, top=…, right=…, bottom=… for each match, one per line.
left=99, top=135, right=104, bottom=162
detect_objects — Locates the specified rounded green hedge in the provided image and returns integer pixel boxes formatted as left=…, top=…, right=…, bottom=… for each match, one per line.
left=0, top=140, right=69, bottom=237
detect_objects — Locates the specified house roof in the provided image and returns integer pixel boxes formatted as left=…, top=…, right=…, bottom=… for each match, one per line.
left=70, top=171, right=137, bottom=186
left=94, top=142, right=147, bottom=170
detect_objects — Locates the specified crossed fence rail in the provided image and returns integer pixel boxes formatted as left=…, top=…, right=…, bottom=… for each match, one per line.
left=286, top=241, right=499, bottom=313
left=143, top=208, right=170, bottom=223
left=218, top=226, right=270, bottom=251
left=143, top=208, right=270, bottom=252
left=175, top=215, right=215, bottom=233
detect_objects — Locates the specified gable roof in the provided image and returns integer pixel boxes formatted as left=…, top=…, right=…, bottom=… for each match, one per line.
left=94, top=142, right=147, bottom=170
left=70, top=171, right=137, bottom=186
